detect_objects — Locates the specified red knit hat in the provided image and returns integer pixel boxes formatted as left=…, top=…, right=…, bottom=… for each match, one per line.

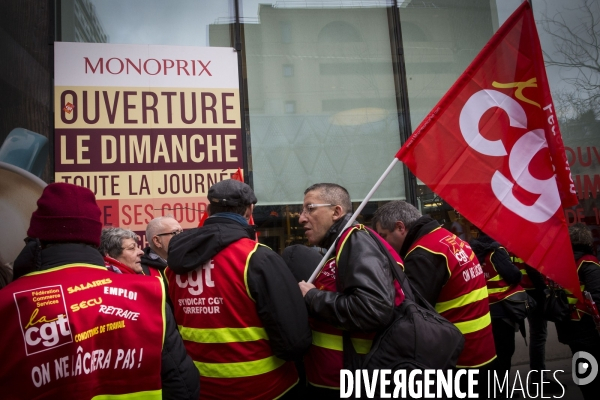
left=27, top=183, right=102, bottom=246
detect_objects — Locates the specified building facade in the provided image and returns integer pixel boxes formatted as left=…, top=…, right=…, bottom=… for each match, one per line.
left=1, top=0, right=598, bottom=254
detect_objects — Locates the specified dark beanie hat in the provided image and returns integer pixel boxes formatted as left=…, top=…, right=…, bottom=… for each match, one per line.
left=27, top=183, right=102, bottom=246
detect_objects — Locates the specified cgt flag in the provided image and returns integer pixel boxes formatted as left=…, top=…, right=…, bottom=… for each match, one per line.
left=396, top=2, right=582, bottom=300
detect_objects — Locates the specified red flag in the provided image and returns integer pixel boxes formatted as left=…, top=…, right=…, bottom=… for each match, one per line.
left=396, top=2, right=581, bottom=300
left=231, top=167, right=244, bottom=183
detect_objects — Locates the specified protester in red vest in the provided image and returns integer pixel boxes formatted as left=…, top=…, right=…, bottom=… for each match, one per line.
left=469, top=230, right=525, bottom=381
left=166, top=179, right=311, bottom=400
left=555, top=223, right=600, bottom=400
left=297, top=183, right=404, bottom=398
left=372, top=200, right=496, bottom=394
left=0, top=182, right=199, bottom=399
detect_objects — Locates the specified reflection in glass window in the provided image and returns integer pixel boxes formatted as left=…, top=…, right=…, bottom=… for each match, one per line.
left=244, top=3, right=405, bottom=210
left=60, top=0, right=232, bottom=46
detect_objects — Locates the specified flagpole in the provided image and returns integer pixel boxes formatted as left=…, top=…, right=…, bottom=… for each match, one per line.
left=307, top=158, right=400, bottom=283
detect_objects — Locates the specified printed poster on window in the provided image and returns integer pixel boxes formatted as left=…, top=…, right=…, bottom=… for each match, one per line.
left=54, top=42, right=242, bottom=240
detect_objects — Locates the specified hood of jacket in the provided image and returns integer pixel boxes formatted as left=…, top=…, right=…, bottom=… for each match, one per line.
left=573, top=243, right=595, bottom=262
left=167, top=215, right=256, bottom=274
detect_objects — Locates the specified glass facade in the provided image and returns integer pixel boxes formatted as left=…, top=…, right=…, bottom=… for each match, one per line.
left=240, top=2, right=405, bottom=251
left=1, top=0, right=598, bottom=255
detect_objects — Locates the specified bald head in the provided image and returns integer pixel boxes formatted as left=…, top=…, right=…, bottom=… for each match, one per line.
left=146, top=216, right=182, bottom=260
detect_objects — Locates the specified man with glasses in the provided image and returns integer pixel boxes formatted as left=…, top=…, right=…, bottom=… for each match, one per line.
left=142, top=216, right=183, bottom=278
left=297, top=183, right=404, bottom=397
left=166, top=179, right=311, bottom=400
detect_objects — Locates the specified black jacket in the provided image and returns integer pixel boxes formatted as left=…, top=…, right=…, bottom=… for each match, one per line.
left=140, top=247, right=173, bottom=309
left=555, top=244, right=600, bottom=344
left=399, top=216, right=451, bottom=307
left=13, top=241, right=200, bottom=400
left=167, top=215, right=312, bottom=361
left=141, top=246, right=168, bottom=276
left=469, top=233, right=522, bottom=318
left=304, top=214, right=396, bottom=332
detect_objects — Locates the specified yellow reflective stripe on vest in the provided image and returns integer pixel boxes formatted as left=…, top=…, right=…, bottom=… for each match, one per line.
left=92, top=390, right=162, bottom=400
left=194, top=355, right=286, bottom=378
left=487, top=275, right=502, bottom=282
left=565, top=284, right=586, bottom=305
left=179, top=326, right=269, bottom=343
left=487, top=286, right=510, bottom=294
left=435, top=286, right=488, bottom=314
left=335, top=226, right=359, bottom=266
left=312, top=331, right=372, bottom=355
left=312, top=331, right=343, bottom=351
left=244, top=242, right=261, bottom=302
left=453, top=312, right=492, bottom=335
left=351, top=337, right=373, bottom=355
left=25, top=263, right=108, bottom=276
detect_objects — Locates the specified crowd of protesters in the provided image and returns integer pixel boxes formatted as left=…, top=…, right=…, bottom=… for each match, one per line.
left=0, top=181, right=598, bottom=399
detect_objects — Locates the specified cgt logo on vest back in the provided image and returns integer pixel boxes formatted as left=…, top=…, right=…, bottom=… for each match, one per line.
left=459, top=87, right=570, bottom=223
left=176, top=260, right=215, bottom=295
left=14, top=285, right=74, bottom=355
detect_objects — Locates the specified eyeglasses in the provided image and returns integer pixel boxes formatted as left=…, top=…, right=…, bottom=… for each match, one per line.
left=156, top=230, right=183, bottom=237
left=300, top=203, right=334, bottom=216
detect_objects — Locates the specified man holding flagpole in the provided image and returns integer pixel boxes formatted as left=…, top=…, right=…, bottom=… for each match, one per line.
left=298, top=183, right=404, bottom=396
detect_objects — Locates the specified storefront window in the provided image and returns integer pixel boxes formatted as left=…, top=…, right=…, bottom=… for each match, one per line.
left=532, top=0, right=600, bottom=252
left=399, top=0, right=496, bottom=234
left=60, top=0, right=232, bottom=46
left=242, top=0, right=405, bottom=251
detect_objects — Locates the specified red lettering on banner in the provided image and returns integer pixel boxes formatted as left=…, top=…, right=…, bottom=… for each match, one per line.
left=97, top=199, right=120, bottom=226
left=565, top=146, right=600, bottom=167
left=573, top=174, right=600, bottom=199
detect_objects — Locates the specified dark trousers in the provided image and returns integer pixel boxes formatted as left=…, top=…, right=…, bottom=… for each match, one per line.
left=528, top=309, right=548, bottom=370
left=492, top=318, right=517, bottom=378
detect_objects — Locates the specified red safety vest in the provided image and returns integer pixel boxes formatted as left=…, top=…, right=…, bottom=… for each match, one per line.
left=565, top=254, right=600, bottom=321
left=482, top=248, right=525, bottom=304
left=407, top=227, right=496, bottom=368
left=0, top=264, right=164, bottom=400
left=165, top=238, right=298, bottom=400
left=304, top=225, right=404, bottom=389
